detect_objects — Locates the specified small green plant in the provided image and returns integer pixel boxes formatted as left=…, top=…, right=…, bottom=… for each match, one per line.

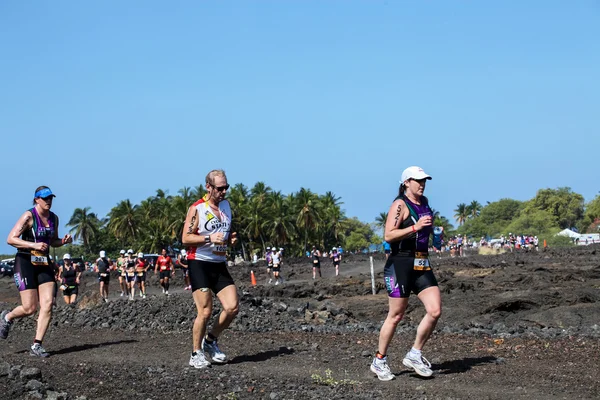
left=311, top=369, right=360, bottom=386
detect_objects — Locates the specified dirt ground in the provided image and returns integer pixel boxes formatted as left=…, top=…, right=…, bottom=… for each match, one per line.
left=1, top=246, right=599, bottom=399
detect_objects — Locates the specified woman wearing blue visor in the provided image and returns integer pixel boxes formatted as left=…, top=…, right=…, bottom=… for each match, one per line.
left=1, top=186, right=73, bottom=357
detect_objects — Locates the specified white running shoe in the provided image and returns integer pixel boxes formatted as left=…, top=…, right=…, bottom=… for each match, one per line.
left=268, top=279, right=272, bottom=284
left=202, top=339, right=227, bottom=363
left=402, top=352, right=433, bottom=377
left=162, top=287, right=165, bottom=294
left=370, top=356, right=395, bottom=381
left=120, top=292, right=124, bottom=297
left=275, top=280, right=280, bottom=286
left=165, top=290, right=169, bottom=295
left=189, top=352, right=211, bottom=369
left=30, top=343, right=50, bottom=358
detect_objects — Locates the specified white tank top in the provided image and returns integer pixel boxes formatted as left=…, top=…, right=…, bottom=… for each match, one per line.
left=187, top=196, right=232, bottom=263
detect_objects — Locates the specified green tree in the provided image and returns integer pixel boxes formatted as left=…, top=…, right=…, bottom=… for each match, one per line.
left=466, top=200, right=482, bottom=219
left=375, top=212, right=388, bottom=234
left=296, top=188, right=320, bottom=254
left=525, top=187, right=584, bottom=229
left=504, top=209, right=559, bottom=236
left=579, top=195, right=600, bottom=233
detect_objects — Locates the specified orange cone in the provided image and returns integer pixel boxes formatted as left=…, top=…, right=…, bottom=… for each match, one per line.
left=543, top=239, right=547, bottom=248
left=250, top=270, right=257, bottom=286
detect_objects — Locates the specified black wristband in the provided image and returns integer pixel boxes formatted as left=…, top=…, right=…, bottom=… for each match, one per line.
left=205, top=235, right=211, bottom=243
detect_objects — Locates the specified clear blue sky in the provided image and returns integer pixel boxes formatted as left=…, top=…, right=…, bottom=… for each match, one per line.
left=1, top=1, right=598, bottom=254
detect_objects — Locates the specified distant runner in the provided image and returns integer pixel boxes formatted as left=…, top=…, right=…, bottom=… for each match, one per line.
left=117, top=249, right=128, bottom=297
left=311, top=246, right=321, bottom=279
left=135, top=252, right=148, bottom=298
left=178, top=249, right=191, bottom=290
left=125, top=249, right=136, bottom=300
left=330, top=247, right=341, bottom=276
left=155, top=248, right=173, bottom=295
left=95, top=250, right=112, bottom=303
left=58, top=253, right=81, bottom=305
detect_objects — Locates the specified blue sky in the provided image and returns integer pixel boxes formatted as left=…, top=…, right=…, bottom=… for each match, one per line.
left=1, top=1, right=598, bottom=254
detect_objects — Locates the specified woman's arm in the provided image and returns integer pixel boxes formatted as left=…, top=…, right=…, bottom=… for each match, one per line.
left=6, top=211, right=43, bottom=251
left=50, top=216, right=73, bottom=247
left=384, top=199, right=432, bottom=243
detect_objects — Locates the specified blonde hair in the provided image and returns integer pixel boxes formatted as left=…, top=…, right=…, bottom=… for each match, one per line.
left=205, top=169, right=227, bottom=186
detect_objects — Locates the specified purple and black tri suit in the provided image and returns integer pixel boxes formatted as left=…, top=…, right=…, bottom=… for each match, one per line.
left=383, top=196, right=438, bottom=298
left=13, top=207, right=57, bottom=291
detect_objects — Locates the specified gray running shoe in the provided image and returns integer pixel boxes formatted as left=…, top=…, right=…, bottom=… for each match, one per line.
left=189, top=352, right=211, bottom=369
left=402, top=352, right=433, bottom=377
left=0, top=310, right=12, bottom=339
left=30, top=343, right=50, bottom=358
left=202, top=339, right=227, bottom=363
left=370, top=356, right=395, bottom=381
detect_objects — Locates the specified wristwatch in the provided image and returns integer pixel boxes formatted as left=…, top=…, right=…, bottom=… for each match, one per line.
left=205, top=235, right=211, bottom=243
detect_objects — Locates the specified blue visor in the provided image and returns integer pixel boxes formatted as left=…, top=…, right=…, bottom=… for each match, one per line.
left=35, top=188, right=55, bottom=198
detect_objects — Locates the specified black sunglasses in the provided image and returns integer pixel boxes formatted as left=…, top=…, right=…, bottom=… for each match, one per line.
left=40, top=196, right=54, bottom=201
left=212, top=184, right=230, bottom=192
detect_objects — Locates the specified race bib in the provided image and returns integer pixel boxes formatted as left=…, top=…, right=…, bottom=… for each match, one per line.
left=313, top=260, right=319, bottom=264
left=414, top=252, right=431, bottom=271
left=31, top=250, right=48, bottom=266
left=100, top=273, right=108, bottom=277
left=59, top=284, right=67, bottom=291
left=160, top=266, right=168, bottom=271
left=127, top=272, right=134, bottom=277
left=137, top=272, right=144, bottom=276
left=212, top=244, right=227, bottom=256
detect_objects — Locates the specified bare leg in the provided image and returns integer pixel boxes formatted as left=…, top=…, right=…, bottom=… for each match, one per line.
left=34, top=282, right=55, bottom=342
left=412, top=286, right=442, bottom=350
left=7, top=289, right=39, bottom=321
left=209, top=285, right=239, bottom=338
left=377, top=297, right=409, bottom=355
left=192, top=290, right=213, bottom=352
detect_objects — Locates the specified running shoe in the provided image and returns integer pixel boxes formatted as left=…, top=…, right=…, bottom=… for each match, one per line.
left=120, top=292, right=124, bottom=297
left=165, top=290, right=169, bottom=295
left=402, top=352, right=433, bottom=377
left=162, top=287, right=165, bottom=294
left=370, top=356, right=395, bottom=381
left=30, top=343, right=50, bottom=358
left=202, top=339, right=227, bottom=363
left=189, top=352, right=211, bottom=369
left=0, top=310, right=12, bottom=339
left=142, top=294, right=147, bottom=299
left=275, top=280, right=280, bottom=286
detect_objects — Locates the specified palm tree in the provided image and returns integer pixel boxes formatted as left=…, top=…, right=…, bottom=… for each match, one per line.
left=107, top=199, right=139, bottom=244
left=296, top=188, right=320, bottom=254
left=67, top=207, right=102, bottom=253
left=375, top=212, right=388, bottom=233
left=263, top=192, right=296, bottom=247
left=454, top=203, right=468, bottom=226
left=467, top=200, right=482, bottom=219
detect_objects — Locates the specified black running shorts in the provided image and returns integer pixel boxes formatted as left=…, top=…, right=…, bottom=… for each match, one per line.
left=98, top=272, right=110, bottom=284
left=159, top=270, right=171, bottom=280
left=14, top=253, right=55, bottom=291
left=188, top=260, right=234, bottom=294
left=383, top=255, right=438, bottom=298
left=135, top=271, right=146, bottom=283
left=62, top=285, right=79, bottom=296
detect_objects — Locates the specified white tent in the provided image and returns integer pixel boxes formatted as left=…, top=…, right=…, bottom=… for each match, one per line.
left=557, top=229, right=580, bottom=239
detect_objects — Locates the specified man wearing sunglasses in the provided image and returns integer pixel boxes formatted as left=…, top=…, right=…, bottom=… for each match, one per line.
left=182, top=169, right=239, bottom=369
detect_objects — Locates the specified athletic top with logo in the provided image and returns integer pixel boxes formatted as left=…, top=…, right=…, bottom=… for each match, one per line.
left=156, top=255, right=172, bottom=271
left=178, top=256, right=188, bottom=268
left=390, top=196, right=433, bottom=255
left=187, top=196, right=232, bottom=263
left=19, top=207, right=57, bottom=255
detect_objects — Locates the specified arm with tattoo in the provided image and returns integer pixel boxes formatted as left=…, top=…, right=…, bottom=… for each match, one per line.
left=181, top=207, right=207, bottom=246
left=6, top=212, right=36, bottom=250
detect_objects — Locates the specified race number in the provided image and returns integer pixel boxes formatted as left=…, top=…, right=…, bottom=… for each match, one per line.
left=212, top=245, right=227, bottom=256
left=31, top=250, right=48, bottom=266
left=413, top=252, right=431, bottom=271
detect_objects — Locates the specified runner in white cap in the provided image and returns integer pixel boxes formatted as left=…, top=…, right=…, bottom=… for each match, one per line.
left=57, top=254, right=81, bottom=305
left=178, top=249, right=191, bottom=290
left=117, top=249, right=128, bottom=297
left=95, top=250, right=112, bottom=302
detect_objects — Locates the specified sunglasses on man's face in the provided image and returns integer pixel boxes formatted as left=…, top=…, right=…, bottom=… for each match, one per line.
left=212, top=184, right=230, bottom=192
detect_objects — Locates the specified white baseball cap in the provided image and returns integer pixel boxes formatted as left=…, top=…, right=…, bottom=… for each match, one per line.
left=181, top=249, right=187, bottom=255
left=127, top=249, right=133, bottom=254
left=137, top=252, right=144, bottom=258
left=120, top=249, right=126, bottom=254
left=63, top=253, right=71, bottom=260
left=266, top=247, right=271, bottom=250
left=400, top=166, right=432, bottom=183
left=99, top=250, right=106, bottom=257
